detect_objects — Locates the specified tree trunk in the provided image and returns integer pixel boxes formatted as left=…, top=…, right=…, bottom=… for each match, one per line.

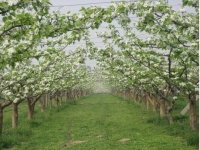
left=153, top=100, right=158, bottom=114
left=0, top=105, right=3, bottom=136
left=75, top=90, right=77, bottom=99
left=50, top=97, right=52, bottom=109
left=126, top=91, right=129, bottom=99
left=65, top=91, right=68, bottom=102
left=27, top=99, right=35, bottom=120
left=45, top=93, right=48, bottom=108
left=167, top=105, right=173, bottom=124
left=76, top=90, right=78, bottom=99
left=45, top=93, right=49, bottom=108
left=27, top=95, right=42, bottom=120
left=130, top=93, right=137, bottom=103
left=80, top=90, right=83, bottom=97
left=55, top=94, right=58, bottom=107
left=12, top=103, right=18, bottom=128
left=128, top=91, right=131, bottom=100
left=60, top=92, right=62, bottom=106
left=68, top=90, right=70, bottom=96
left=160, top=99, right=165, bottom=117
left=147, top=95, right=157, bottom=112
left=189, top=95, right=197, bottom=130
left=77, top=90, right=79, bottom=99
left=41, top=101, right=45, bottom=112
left=27, top=102, right=34, bottom=120
left=0, top=101, right=12, bottom=135
left=146, top=95, right=150, bottom=109
left=40, top=95, right=45, bottom=112
left=12, top=100, right=24, bottom=128
left=68, top=90, right=70, bottom=99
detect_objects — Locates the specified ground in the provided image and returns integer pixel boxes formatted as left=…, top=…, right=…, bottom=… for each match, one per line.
left=2, top=94, right=198, bottom=150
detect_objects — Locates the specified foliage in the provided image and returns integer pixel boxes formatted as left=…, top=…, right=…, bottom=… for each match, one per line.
left=79, top=0, right=198, bottom=129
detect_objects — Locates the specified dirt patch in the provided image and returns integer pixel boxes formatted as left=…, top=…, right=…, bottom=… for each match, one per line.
left=97, top=135, right=102, bottom=138
left=71, top=140, right=87, bottom=145
left=64, top=140, right=87, bottom=147
left=78, top=102, right=87, bottom=105
left=119, top=138, right=130, bottom=143
left=89, top=102, right=98, bottom=105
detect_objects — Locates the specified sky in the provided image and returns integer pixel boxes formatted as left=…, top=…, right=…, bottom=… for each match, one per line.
left=49, top=0, right=193, bottom=69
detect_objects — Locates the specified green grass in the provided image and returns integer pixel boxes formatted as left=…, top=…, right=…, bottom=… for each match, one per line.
left=1, top=94, right=198, bottom=150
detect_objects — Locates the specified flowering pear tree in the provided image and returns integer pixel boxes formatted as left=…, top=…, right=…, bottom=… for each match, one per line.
left=0, top=0, right=198, bottom=137
left=0, top=0, right=92, bottom=135
left=0, top=47, right=94, bottom=134
left=0, top=0, right=92, bottom=69
left=79, top=0, right=198, bottom=130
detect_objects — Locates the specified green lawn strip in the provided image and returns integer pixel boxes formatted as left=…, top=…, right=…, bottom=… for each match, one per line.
left=2, top=94, right=198, bottom=150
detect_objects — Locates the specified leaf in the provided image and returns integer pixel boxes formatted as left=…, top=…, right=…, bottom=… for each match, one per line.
left=2, top=17, right=8, bottom=22
left=32, top=2, right=37, bottom=11
left=44, top=7, right=49, bottom=14
left=43, top=0, right=52, bottom=5
left=35, top=55, right=40, bottom=60
left=0, top=2, right=7, bottom=9
left=10, top=61, right=15, bottom=68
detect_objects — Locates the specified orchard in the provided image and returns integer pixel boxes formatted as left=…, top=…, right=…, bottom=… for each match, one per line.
left=0, top=0, right=199, bottom=148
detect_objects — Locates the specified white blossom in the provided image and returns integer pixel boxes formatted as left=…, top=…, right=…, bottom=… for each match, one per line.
left=0, top=0, right=19, bottom=6
left=7, top=47, right=15, bottom=56
left=13, top=98, right=19, bottom=103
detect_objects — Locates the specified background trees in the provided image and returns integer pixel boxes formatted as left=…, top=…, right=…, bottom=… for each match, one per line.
left=80, top=0, right=198, bottom=130
left=0, top=0, right=93, bottom=135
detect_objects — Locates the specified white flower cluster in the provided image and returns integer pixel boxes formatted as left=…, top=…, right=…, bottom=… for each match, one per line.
left=0, top=0, right=19, bottom=5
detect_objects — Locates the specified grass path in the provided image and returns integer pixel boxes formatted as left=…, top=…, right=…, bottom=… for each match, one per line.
left=8, top=94, right=197, bottom=150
